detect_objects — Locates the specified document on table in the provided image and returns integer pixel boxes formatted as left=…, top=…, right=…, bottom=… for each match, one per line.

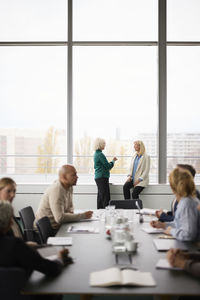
left=67, top=225, right=99, bottom=233
left=153, top=239, right=190, bottom=251
left=142, top=226, right=164, bottom=234
left=47, top=237, right=72, bottom=246
left=156, top=259, right=182, bottom=270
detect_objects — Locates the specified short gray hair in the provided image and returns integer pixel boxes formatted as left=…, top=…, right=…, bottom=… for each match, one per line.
left=94, top=138, right=106, bottom=151
left=0, top=200, right=13, bottom=232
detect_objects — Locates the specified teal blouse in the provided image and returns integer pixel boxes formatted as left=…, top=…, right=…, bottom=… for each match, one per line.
left=94, top=150, right=115, bottom=179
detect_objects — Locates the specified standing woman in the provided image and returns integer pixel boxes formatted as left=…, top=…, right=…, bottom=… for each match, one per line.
left=123, top=140, right=150, bottom=200
left=94, top=138, right=117, bottom=209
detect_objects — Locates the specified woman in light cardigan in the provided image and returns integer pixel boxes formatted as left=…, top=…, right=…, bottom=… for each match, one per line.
left=151, top=168, right=200, bottom=241
left=123, top=140, right=150, bottom=200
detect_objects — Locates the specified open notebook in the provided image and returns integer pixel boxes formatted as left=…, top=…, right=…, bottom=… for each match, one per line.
left=90, top=267, right=156, bottom=287
left=67, top=225, right=99, bottom=233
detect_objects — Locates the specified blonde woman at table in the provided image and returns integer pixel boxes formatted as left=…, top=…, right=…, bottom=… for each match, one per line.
left=94, top=138, right=117, bottom=209
left=123, top=140, right=150, bottom=200
left=151, top=168, right=200, bottom=241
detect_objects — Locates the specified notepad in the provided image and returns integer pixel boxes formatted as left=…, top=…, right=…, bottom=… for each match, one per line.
left=47, top=237, right=72, bottom=246
left=67, top=225, right=99, bottom=233
left=153, top=239, right=189, bottom=251
left=142, top=226, right=164, bottom=234
left=156, top=259, right=182, bottom=270
left=90, top=267, right=156, bottom=287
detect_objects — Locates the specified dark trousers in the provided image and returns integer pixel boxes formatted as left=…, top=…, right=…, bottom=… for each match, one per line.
left=123, top=180, right=144, bottom=199
left=95, top=177, right=110, bottom=209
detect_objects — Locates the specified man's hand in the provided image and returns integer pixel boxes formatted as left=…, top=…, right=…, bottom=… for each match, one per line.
left=113, top=157, right=118, bottom=161
left=58, top=249, right=73, bottom=265
left=150, top=220, right=166, bottom=229
left=155, top=209, right=163, bottom=219
left=84, top=210, right=93, bottom=219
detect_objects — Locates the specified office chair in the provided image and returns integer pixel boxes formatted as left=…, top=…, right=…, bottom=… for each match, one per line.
left=36, top=216, right=55, bottom=244
left=0, top=267, right=30, bottom=300
left=109, top=199, right=143, bottom=209
left=19, top=206, right=39, bottom=243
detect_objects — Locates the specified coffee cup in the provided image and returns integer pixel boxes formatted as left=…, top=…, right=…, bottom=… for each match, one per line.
left=125, top=240, right=138, bottom=252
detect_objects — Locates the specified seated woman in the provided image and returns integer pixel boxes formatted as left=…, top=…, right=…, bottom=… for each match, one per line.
left=156, top=164, right=200, bottom=222
left=167, top=248, right=200, bottom=278
left=123, top=140, right=150, bottom=200
left=0, top=200, right=71, bottom=277
left=150, top=168, right=200, bottom=241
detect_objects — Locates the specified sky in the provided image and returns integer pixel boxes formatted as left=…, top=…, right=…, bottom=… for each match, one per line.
left=0, top=0, right=200, bottom=140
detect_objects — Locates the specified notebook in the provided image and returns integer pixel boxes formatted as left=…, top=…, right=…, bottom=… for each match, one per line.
left=90, top=267, right=156, bottom=287
left=142, top=226, right=164, bottom=234
left=153, top=239, right=189, bottom=251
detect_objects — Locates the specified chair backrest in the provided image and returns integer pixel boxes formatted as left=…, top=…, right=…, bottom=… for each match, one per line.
left=18, top=206, right=36, bottom=242
left=36, top=216, right=55, bottom=244
left=109, top=199, right=143, bottom=209
left=0, top=267, right=30, bottom=300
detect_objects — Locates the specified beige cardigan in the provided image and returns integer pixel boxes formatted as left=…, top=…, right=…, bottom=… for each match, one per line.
left=34, top=180, right=86, bottom=230
left=128, top=153, right=150, bottom=187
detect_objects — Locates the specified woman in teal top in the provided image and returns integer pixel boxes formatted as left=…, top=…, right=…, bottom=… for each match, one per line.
left=94, top=138, right=117, bottom=209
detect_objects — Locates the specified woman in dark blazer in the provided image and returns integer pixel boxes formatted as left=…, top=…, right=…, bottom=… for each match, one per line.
left=93, top=138, right=117, bottom=209
left=0, top=200, right=71, bottom=277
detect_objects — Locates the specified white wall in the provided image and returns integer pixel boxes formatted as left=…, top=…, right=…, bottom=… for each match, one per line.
left=13, top=183, right=184, bottom=216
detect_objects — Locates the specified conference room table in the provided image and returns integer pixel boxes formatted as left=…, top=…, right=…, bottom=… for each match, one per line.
left=23, top=210, right=200, bottom=299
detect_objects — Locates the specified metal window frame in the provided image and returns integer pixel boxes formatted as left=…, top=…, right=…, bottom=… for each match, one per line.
left=1, top=0, right=200, bottom=182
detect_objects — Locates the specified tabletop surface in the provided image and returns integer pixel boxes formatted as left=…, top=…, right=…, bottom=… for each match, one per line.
left=23, top=210, right=200, bottom=296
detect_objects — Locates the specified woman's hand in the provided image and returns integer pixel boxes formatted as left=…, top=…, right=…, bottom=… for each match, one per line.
left=155, top=209, right=163, bottom=218
left=126, top=176, right=132, bottom=182
left=167, top=248, right=188, bottom=269
left=150, top=220, right=166, bottom=229
left=164, top=226, right=172, bottom=235
left=134, top=180, right=140, bottom=186
left=58, top=249, right=73, bottom=265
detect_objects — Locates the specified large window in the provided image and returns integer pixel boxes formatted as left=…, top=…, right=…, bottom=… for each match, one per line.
left=167, top=0, right=200, bottom=182
left=0, top=0, right=200, bottom=183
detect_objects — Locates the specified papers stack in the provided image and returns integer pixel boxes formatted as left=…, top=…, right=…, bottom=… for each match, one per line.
left=67, top=225, right=99, bottom=234
left=47, top=237, right=72, bottom=246
left=142, top=226, right=164, bottom=234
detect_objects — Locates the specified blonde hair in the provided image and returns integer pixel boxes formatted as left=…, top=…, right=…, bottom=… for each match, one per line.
left=94, top=138, right=106, bottom=151
left=134, top=140, right=146, bottom=156
left=169, top=167, right=196, bottom=198
left=0, top=200, right=13, bottom=232
left=0, top=177, right=16, bottom=191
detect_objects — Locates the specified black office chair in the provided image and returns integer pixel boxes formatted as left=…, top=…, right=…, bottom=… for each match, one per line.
left=109, top=199, right=143, bottom=209
left=19, top=206, right=39, bottom=243
left=0, top=267, right=30, bottom=300
left=36, top=216, right=55, bottom=244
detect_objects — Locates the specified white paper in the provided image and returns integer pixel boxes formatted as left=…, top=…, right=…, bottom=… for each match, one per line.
left=90, top=267, right=121, bottom=286
left=156, top=259, right=182, bottom=270
left=67, top=225, right=99, bottom=233
left=122, top=269, right=156, bottom=286
left=47, top=237, right=72, bottom=246
left=142, top=226, right=164, bottom=234
left=140, top=208, right=157, bottom=216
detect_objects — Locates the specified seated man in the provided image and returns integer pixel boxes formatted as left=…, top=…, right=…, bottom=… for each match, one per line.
left=34, top=165, right=93, bottom=230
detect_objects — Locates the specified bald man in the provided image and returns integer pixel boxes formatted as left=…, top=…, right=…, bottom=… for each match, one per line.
left=34, top=165, right=93, bottom=230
